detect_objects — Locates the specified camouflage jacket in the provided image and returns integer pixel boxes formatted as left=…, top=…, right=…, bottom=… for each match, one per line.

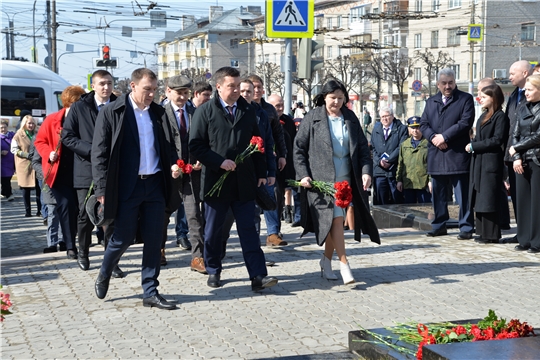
left=396, top=137, right=430, bottom=189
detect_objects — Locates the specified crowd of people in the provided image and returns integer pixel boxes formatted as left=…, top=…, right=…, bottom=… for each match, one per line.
left=2, top=61, right=539, bottom=310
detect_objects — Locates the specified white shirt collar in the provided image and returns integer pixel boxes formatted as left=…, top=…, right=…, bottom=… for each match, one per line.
left=129, top=94, right=149, bottom=111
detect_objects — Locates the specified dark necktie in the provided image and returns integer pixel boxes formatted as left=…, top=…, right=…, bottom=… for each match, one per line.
left=98, top=104, right=104, bottom=111
left=384, top=128, right=389, bottom=141
left=179, top=109, right=187, bottom=138
left=518, top=89, right=525, bottom=103
left=226, top=106, right=235, bottom=123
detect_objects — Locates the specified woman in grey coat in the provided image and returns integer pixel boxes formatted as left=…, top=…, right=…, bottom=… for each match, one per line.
left=294, top=80, right=380, bottom=285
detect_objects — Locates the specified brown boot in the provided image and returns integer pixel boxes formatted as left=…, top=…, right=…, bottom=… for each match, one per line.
left=266, top=233, right=288, bottom=246
left=190, top=257, right=207, bottom=274
left=160, top=249, right=167, bottom=266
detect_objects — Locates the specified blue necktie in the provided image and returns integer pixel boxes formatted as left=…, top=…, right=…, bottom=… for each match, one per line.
left=518, top=89, right=525, bottom=103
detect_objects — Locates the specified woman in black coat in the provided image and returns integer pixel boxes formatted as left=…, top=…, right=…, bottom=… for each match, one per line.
left=508, top=74, right=540, bottom=253
left=466, top=84, right=509, bottom=243
left=294, top=80, right=380, bottom=285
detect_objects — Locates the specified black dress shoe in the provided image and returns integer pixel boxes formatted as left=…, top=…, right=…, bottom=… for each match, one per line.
left=426, top=228, right=447, bottom=237
left=475, top=237, right=499, bottom=244
left=502, top=235, right=519, bottom=244
left=527, top=247, right=540, bottom=254
left=143, top=293, right=177, bottom=310
left=457, top=232, right=473, bottom=240
left=207, top=274, right=221, bottom=288
left=43, top=245, right=58, bottom=253
left=514, top=244, right=530, bottom=251
left=58, top=242, right=67, bottom=251
left=251, top=275, right=278, bottom=291
left=111, top=265, right=125, bottom=279
left=77, top=255, right=90, bottom=271
left=66, top=249, right=78, bottom=260
left=176, top=236, right=192, bottom=250
left=95, top=273, right=111, bottom=299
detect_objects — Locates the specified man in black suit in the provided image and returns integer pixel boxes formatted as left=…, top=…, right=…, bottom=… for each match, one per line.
left=62, top=70, right=124, bottom=276
left=189, top=66, right=278, bottom=291
left=91, top=68, right=179, bottom=309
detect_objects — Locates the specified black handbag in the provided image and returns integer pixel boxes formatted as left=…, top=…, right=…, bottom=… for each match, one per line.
left=255, top=184, right=277, bottom=211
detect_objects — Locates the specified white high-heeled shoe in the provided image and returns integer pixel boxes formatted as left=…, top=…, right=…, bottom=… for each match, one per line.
left=320, top=254, right=338, bottom=280
left=340, top=261, right=355, bottom=285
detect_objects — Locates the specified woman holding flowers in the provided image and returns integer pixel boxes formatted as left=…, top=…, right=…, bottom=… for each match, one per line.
left=11, top=115, right=41, bottom=217
left=294, top=80, right=380, bottom=285
left=35, top=85, right=86, bottom=259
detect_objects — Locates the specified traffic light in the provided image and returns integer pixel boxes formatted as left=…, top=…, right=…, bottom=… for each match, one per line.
left=102, top=45, right=110, bottom=60
left=297, top=37, right=324, bottom=79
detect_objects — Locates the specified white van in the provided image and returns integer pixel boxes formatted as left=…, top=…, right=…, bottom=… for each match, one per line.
left=0, top=60, right=71, bottom=129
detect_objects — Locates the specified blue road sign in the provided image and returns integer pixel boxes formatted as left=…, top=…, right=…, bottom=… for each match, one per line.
left=266, top=0, right=314, bottom=38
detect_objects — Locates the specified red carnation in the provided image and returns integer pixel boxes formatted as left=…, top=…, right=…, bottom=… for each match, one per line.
left=182, top=164, right=193, bottom=174
left=176, top=159, right=185, bottom=168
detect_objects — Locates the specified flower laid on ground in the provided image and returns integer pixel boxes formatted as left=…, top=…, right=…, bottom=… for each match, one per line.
left=172, top=159, right=193, bottom=176
left=1, top=286, right=13, bottom=322
left=357, top=310, right=535, bottom=360
left=206, top=136, right=264, bottom=197
left=287, top=179, right=352, bottom=209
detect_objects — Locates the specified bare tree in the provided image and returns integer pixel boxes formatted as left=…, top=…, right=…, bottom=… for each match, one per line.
left=414, top=48, right=454, bottom=96
left=180, top=68, right=210, bottom=83
left=292, top=69, right=325, bottom=108
left=255, top=62, right=284, bottom=97
left=381, top=50, right=415, bottom=118
left=115, top=78, right=131, bottom=94
left=366, top=51, right=385, bottom=121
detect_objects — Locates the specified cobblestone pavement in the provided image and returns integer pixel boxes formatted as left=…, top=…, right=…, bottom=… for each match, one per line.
left=1, top=192, right=539, bottom=359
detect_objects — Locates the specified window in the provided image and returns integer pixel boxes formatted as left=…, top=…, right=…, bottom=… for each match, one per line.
left=337, top=15, right=342, bottom=28
left=414, top=67, right=422, bottom=81
left=448, top=0, right=461, bottom=8
left=521, top=23, right=535, bottom=41
left=327, top=17, right=332, bottom=29
left=315, top=15, right=324, bottom=29
left=450, top=64, right=460, bottom=80
left=414, top=33, right=422, bottom=48
left=468, top=63, right=478, bottom=79
left=327, top=46, right=333, bottom=58
left=431, top=30, right=439, bottom=48
left=230, top=59, right=239, bottom=68
left=197, top=58, right=206, bottom=68
left=447, top=28, right=460, bottom=46
left=1, top=86, right=47, bottom=117
left=432, top=0, right=440, bottom=11
left=265, top=54, right=269, bottom=63
left=414, top=0, right=422, bottom=12
left=350, top=6, right=368, bottom=23
left=230, top=38, right=239, bottom=49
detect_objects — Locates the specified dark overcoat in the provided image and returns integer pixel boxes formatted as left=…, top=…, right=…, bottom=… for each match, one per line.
left=469, top=109, right=509, bottom=213
left=293, top=105, right=380, bottom=246
left=504, top=87, right=527, bottom=162
left=91, top=94, right=175, bottom=221
left=62, top=91, right=117, bottom=188
left=420, top=88, right=474, bottom=175
left=370, top=119, right=409, bottom=178
left=188, top=94, right=266, bottom=202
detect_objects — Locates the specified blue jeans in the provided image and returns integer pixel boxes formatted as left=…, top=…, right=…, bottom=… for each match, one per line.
left=175, top=202, right=188, bottom=238
left=292, top=188, right=301, bottom=222
left=46, top=204, right=62, bottom=247
left=38, top=179, right=48, bottom=219
left=263, top=183, right=280, bottom=235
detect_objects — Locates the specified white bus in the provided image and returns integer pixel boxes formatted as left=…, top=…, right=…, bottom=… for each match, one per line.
left=0, top=60, right=71, bottom=129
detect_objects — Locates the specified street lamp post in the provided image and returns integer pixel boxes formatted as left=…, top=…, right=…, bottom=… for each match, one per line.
left=1, top=9, right=32, bottom=59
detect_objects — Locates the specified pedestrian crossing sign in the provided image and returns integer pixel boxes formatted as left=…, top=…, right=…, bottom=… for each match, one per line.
left=266, top=0, right=314, bottom=38
left=468, top=24, right=483, bottom=42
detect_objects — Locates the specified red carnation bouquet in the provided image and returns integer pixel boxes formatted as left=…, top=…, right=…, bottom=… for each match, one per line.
left=287, top=179, right=352, bottom=208
left=172, top=159, right=193, bottom=177
left=206, top=136, right=265, bottom=197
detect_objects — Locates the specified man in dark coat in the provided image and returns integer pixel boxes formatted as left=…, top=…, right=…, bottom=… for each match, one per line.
left=189, top=66, right=277, bottom=291
left=62, top=70, right=123, bottom=276
left=420, top=68, right=475, bottom=239
left=370, top=106, right=408, bottom=205
left=91, top=68, right=178, bottom=309
left=505, top=60, right=532, bottom=223
left=161, top=75, right=207, bottom=274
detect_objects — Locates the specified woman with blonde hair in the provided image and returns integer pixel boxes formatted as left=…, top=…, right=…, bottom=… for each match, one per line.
left=11, top=115, right=41, bottom=217
left=509, top=74, right=540, bottom=253
left=35, top=85, right=86, bottom=259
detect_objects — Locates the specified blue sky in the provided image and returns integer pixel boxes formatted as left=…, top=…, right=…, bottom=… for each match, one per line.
left=1, top=0, right=265, bottom=85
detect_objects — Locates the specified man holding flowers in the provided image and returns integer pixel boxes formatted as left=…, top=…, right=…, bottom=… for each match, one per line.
left=189, top=66, right=278, bottom=291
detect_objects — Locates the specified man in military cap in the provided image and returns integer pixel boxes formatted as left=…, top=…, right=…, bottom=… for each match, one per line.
left=396, top=116, right=432, bottom=204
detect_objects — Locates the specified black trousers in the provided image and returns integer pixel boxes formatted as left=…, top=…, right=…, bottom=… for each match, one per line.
left=1, top=176, right=13, bottom=197
left=76, top=188, right=94, bottom=256
left=476, top=212, right=500, bottom=241
left=515, top=160, right=540, bottom=249
left=22, top=180, right=42, bottom=215
left=50, top=184, right=78, bottom=251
